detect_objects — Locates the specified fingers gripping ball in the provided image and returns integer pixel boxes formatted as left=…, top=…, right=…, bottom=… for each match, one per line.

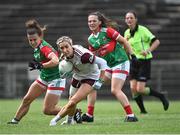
left=59, top=60, right=73, bottom=78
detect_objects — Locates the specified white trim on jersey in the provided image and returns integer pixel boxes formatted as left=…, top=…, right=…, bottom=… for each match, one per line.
left=115, top=34, right=121, bottom=40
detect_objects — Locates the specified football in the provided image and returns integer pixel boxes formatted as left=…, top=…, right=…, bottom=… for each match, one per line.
left=59, top=60, right=73, bottom=73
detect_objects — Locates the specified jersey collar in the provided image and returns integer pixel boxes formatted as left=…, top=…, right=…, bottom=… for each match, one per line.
left=130, top=24, right=138, bottom=37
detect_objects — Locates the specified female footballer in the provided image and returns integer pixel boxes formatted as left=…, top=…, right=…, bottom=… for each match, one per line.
left=8, top=19, right=66, bottom=124
left=49, top=36, right=108, bottom=126
left=82, top=11, right=138, bottom=122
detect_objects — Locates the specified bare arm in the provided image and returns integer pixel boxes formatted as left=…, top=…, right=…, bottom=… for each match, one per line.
left=141, top=39, right=160, bottom=56
left=116, top=34, right=134, bottom=55
left=42, top=52, right=59, bottom=68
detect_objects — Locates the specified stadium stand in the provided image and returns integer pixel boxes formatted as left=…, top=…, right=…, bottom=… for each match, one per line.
left=0, top=0, right=179, bottom=61
left=0, top=0, right=180, bottom=99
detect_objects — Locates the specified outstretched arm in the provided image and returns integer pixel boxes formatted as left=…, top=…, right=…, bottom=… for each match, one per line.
left=116, top=34, right=134, bottom=55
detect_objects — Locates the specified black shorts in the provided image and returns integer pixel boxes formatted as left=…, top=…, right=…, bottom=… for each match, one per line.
left=129, top=59, right=151, bottom=82
left=71, top=78, right=96, bottom=88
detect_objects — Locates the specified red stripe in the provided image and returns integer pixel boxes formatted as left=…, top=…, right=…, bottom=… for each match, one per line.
left=105, top=69, right=112, bottom=73
left=113, top=70, right=129, bottom=75
left=36, top=80, right=47, bottom=87
left=48, top=87, right=65, bottom=91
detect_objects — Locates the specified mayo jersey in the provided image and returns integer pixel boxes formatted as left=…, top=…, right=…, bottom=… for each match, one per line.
left=33, top=39, right=60, bottom=81
left=66, top=45, right=100, bottom=80
left=88, top=27, right=129, bottom=68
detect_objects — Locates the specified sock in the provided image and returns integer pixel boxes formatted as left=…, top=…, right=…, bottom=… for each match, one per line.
left=134, top=95, right=147, bottom=113
left=52, top=115, right=61, bottom=122
left=87, top=105, right=94, bottom=116
left=149, top=88, right=163, bottom=99
left=124, top=105, right=133, bottom=115
left=67, top=115, right=73, bottom=124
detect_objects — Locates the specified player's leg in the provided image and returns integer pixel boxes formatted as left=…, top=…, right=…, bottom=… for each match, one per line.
left=111, top=77, right=137, bottom=122
left=137, top=82, right=169, bottom=111
left=7, top=80, right=45, bottom=124
left=137, top=59, right=169, bottom=111
left=43, top=93, right=61, bottom=115
left=61, top=105, right=77, bottom=125
left=129, top=59, right=147, bottom=114
left=62, top=84, right=81, bottom=124
left=82, top=90, right=97, bottom=122
left=50, top=82, right=94, bottom=126
left=131, top=80, right=147, bottom=114
left=109, top=61, right=138, bottom=122
left=148, top=87, right=169, bottom=111
left=82, top=74, right=111, bottom=123
left=43, top=78, right=66, bottom=115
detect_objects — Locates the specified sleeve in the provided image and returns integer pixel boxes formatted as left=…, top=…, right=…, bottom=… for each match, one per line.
left=143, top=27, right=155, bottom=42
left=81, top=52, right=108, bottom=70
left=81, top=53, right=95, bottom=64
left=93, top=56, right=109, bottom=70
left=40, top=46, right=54, bottom=58
left=106, top=27, right=120, bottom=40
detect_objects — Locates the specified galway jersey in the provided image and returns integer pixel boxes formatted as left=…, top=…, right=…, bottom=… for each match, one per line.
left=33, top=39, right=60, bottom=81
left=124, top=25, right=154, bottom=59
left=65, top=45, right=100, bottom=80
left=88, top=27, right=128, bottom=68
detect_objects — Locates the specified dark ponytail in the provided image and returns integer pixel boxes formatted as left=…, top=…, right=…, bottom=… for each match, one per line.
left=25, top=19, right=47, bottom=37
left=89, top=11, right=119, bottom=31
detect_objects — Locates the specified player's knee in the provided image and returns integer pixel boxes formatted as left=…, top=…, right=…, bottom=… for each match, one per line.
left=131, top=86, right=137, bottom=91
left=111, top=89, right=118, bottom=96
left=43, top=107, right=52, bottom=115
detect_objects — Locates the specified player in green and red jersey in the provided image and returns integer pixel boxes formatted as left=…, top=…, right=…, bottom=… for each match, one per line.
left=81, top=11, right=138, bottom=122
left=7, top=19, right=66, bottom=124
left=124, top=11, right=169, bottom=114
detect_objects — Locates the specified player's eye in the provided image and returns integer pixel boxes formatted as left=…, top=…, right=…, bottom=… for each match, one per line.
left=29, top=39, right=37, bottom=42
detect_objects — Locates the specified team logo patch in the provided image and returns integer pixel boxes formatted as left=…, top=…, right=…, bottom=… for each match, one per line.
left=89, top=55, right=94, bottom=63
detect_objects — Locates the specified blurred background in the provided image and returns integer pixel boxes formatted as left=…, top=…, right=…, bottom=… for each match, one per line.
left=0, top=0, right=180, bottom=100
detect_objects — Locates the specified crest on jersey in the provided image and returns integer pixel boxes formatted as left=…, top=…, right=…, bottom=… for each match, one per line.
left=89, top=55, right=94, bottom=63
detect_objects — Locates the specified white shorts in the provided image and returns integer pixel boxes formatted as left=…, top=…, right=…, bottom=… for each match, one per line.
left=36, top=76, right=66, bottom=96
left=105, top=60, right=130, bottom=80
left=69, top=85, right=78, bottom=97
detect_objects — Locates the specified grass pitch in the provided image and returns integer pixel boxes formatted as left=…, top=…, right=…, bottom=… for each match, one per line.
left=0, top=99, right=180, bottom=134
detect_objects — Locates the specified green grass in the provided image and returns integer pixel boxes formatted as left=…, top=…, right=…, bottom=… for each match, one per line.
left=0, top=99, right=180, bottom=134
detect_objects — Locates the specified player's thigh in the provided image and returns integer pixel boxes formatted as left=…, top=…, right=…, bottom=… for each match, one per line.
left=130, top=79, right=138, bottom=91
left=71, top=83, right=93, bottom=104
left=24, top=81, right=45, bottom=100
left=111, top=77, right=125, bottom=92
left=43, top=93, right=61, bottom=108
left=43, top=78, right=65, bottom=107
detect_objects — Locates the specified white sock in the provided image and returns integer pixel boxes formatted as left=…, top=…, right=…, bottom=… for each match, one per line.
left=86, top=113, right=93, bottom=117
left=127, top=114, right=135, bottom=117
left=52, top=115, right=61, bottom=122
left=67, top=115, right=73, bottom=123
